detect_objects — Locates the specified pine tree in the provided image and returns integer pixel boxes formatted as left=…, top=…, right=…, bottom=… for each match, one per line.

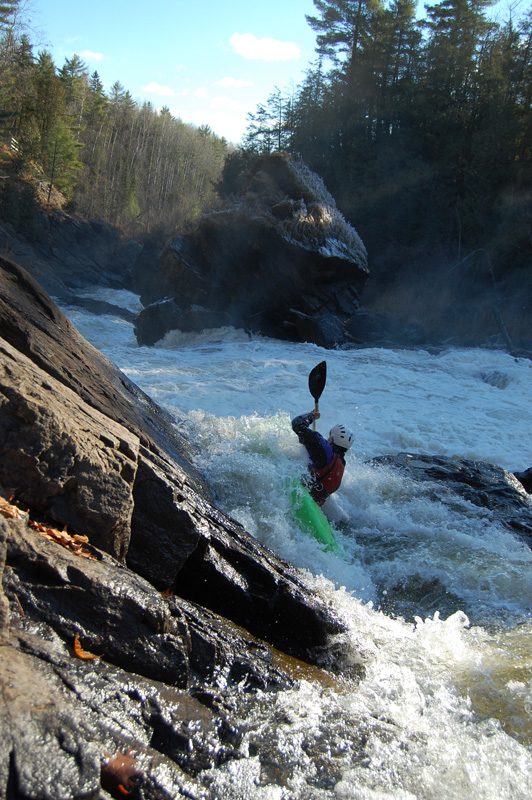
left=0, top=0, right=18, bottom=31
left=59, top=54, right=89, bottom=138
left=41, top=118, right=82, bottom=199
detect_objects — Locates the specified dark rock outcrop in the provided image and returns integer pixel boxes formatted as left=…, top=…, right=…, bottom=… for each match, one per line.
left=370, top=452, right=532, bottom=541
left=0, top=253, right=350, bottom=797
left=0, top=520, right=282, bottom=799
left=134, top=153, right=368, bottom=347
left=515, top=467, right=532, bottom=494
left=132, top=240, right=174, bottom=306
left=0, top=210, right=141, bottom=301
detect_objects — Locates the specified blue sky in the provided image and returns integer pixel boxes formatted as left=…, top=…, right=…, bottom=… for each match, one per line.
left=31, top=0, right=320, bottom=144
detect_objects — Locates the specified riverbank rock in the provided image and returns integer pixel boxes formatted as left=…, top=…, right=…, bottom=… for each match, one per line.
left=0, top=253, right=345, bottom=656
left=134, top=153, right=369, bottom=347
left=370, top=452, right=532, bottom=541
left=0, top=253, right=350, bottom=797
left=0, top=209, right=141, bottom=304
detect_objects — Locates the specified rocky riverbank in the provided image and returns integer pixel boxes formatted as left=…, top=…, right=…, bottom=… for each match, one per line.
left=0, top=255, right=351, bottom=799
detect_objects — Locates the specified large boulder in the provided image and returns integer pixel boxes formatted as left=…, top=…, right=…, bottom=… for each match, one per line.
left=134, top=153, right=368, bottom=347
left=0, top=253, right=345, bottom=661
left=0, top=253, right=353, bottom=797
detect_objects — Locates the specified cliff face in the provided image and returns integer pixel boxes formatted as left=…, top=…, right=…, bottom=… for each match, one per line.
left=134, top=153, right=369, bottom=348
left=0, top=254, right=349, bottom=799
left=0, top=210, right=141, bottom=298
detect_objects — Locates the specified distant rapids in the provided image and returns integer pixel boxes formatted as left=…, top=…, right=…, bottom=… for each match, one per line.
left=58, top=287, right=532, bottom=800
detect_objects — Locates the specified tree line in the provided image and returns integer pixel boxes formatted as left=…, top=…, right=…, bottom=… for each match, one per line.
left=0, top=1, right=228, bottom=238
left=1, top=0, right=530, bottom=311
left=240, top=0, right=532, bottom=297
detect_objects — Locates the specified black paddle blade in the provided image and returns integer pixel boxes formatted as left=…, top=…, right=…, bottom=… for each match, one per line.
left=308, top=361, right=327, bottom=402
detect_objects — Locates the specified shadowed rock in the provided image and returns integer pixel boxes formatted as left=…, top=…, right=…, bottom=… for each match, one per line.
left=134, top=153, right=369, bottom=347
left=370, top=452, right=532, bottom=541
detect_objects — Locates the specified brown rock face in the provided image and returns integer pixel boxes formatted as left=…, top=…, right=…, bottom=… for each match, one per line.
left=0, top=339, right=138, bottom=560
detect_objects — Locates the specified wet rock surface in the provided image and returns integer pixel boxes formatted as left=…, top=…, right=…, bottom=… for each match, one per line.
left=134, top=153, right=369, bottom=348
left=370, top=452, right=532, bottom=541
left=0, top=254, right=350, bottom=798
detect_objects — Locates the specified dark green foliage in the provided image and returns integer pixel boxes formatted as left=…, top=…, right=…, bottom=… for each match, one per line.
left=244, top=0, right=532, bottom=315
left=216, top=149, right=260, bottom=198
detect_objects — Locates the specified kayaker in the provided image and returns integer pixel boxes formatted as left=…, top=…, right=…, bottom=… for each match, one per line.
left=291, top=410, right=354, bottom=506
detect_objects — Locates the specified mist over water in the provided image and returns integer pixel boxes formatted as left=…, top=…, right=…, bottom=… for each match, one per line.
left=60, top=288, right=532, bottom=799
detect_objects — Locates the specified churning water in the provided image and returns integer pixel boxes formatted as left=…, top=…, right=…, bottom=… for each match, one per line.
left=59, top=287, right=532, bottom=799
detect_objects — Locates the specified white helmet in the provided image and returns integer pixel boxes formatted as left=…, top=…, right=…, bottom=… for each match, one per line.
left=329, top=424, right=354, bottom=450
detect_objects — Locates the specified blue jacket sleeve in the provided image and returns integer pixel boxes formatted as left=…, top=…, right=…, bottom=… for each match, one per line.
left=291, top=413, right=333, bottom=469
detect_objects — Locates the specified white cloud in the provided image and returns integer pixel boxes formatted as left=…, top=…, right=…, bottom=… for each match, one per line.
left=81, top=50, right=103, bottom=62
left=173, top=105, right=249, bottom=144
left=194, top=87, right=208, bottom=99
left=229, top=32, right=301, bottom=62
left=215, top=76, right=254, bottom=88
left=210, top=96, right=249, bottom=111
left=141, top=81, right=177, bottom=97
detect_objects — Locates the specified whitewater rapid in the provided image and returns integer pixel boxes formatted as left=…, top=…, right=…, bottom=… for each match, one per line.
left=59, top=288, right=532, bottom=800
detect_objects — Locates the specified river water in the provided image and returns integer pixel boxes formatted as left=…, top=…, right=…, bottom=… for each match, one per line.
left=59, top=288, right=532, bottom=799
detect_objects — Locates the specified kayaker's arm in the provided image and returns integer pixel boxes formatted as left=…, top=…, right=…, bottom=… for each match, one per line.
left=291, top=410, right=318, bottom=435
left=291, top=411, right=331, bottom=469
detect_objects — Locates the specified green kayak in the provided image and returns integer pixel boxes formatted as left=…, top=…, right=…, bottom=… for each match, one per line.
left=290, top=479, right=339, bottom=552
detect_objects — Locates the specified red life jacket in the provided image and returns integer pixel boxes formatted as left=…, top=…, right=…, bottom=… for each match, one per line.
left=309, top=454, right=345, bottom=506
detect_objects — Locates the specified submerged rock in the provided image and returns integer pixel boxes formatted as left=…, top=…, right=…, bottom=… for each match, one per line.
left=134, top=153, right=368, bottom=347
